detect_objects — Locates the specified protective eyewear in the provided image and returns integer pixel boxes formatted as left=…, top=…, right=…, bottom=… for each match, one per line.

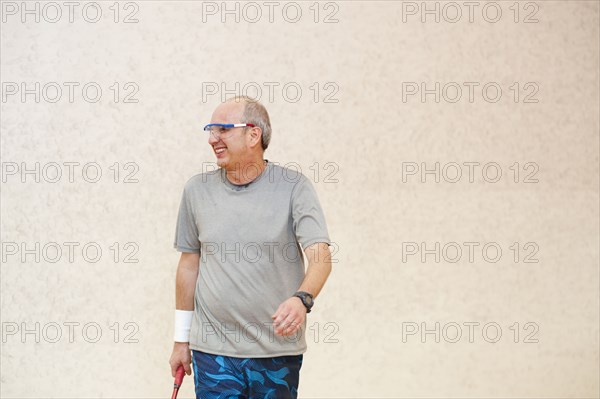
left=203, top=123, right=256, bottom=139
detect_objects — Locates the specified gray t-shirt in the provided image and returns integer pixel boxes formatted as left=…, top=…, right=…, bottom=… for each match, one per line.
left=173, top=160, right=330, bottom=358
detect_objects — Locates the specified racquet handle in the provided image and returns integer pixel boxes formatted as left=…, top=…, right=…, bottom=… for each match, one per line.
left=175, top=366, right=185, bottom=386
left=171, top=366, right=185, bottom=399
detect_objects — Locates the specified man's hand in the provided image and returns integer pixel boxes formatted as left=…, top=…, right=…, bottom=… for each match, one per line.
left=169, top=342, right=192, bottom=377
left=271, top=296, right=306, bottom=337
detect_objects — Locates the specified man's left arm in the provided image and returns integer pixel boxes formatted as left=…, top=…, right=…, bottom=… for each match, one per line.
left=272, top=242, right=332, bottom=336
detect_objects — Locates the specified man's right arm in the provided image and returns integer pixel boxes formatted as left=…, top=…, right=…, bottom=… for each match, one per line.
left=169, top=252, right=200, bottom=377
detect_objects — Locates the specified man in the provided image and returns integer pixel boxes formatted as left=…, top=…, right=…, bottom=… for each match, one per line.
left=169, top=95, right=332, bottom=398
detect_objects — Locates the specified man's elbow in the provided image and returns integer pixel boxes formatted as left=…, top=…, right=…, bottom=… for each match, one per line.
left=306, top=242, right=333, bottom=268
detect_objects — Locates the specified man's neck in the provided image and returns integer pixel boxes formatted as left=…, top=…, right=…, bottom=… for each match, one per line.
left=225, top=159, right=268, bottom=185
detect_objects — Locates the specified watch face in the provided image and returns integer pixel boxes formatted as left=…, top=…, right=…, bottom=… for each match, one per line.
left=305, top=296, right=313, bottom=306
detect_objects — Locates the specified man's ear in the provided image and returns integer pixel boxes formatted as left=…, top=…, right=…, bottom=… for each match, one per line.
left=249, top=127, right=262, bottom=148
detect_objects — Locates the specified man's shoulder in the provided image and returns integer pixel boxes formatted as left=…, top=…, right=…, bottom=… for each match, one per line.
left=183, top=168, right=222, bottom=190
left=268, top=162, right=310, bottom=186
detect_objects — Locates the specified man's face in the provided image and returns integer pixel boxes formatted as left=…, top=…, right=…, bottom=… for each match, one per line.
left=208, top=101, right=251, bottom=169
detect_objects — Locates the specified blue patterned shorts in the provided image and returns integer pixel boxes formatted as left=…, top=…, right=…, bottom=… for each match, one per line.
left=191, top=349, right=303, bottom=399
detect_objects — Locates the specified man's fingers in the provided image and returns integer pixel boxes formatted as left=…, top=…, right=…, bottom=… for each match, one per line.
left=273, top=307, right=287, bottom=323
left=281, top=321, right=299, bottom=336
left=275, top=314, right=298, bottom=334
left=184, top=360, right=192, bottom=375
left=271, top=307, right=280, bottom=319
left=170, top=352, right=192, bottom=377
left=273, top=313, right=290, bottom=329
left=283, top=319, right=300, bottom=335
left=272, top=302, right=286, bottom=319
left=273, top=313, right=286, bottom=325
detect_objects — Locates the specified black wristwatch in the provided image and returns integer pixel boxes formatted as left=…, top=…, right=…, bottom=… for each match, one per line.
left=293, top=291, right=314, bottom=313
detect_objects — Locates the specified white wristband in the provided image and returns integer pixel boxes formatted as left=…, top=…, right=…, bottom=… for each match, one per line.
left=174, top=310, right=194, bottom=342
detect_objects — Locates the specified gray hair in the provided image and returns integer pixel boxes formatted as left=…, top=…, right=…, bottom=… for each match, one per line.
left=226, top=96, right=272, bottom=151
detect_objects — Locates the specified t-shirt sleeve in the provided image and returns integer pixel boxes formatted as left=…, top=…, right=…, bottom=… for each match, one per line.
left=291, top=176, right=331, bottom=249
left=173, top=185, right=201, bottom=253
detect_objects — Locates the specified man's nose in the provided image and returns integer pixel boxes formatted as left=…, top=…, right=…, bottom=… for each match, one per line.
left=208, top=131, right=219, bottom=144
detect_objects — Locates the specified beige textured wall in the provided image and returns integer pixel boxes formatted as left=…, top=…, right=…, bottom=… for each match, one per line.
left=1, top=1, right=598, bottom=398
